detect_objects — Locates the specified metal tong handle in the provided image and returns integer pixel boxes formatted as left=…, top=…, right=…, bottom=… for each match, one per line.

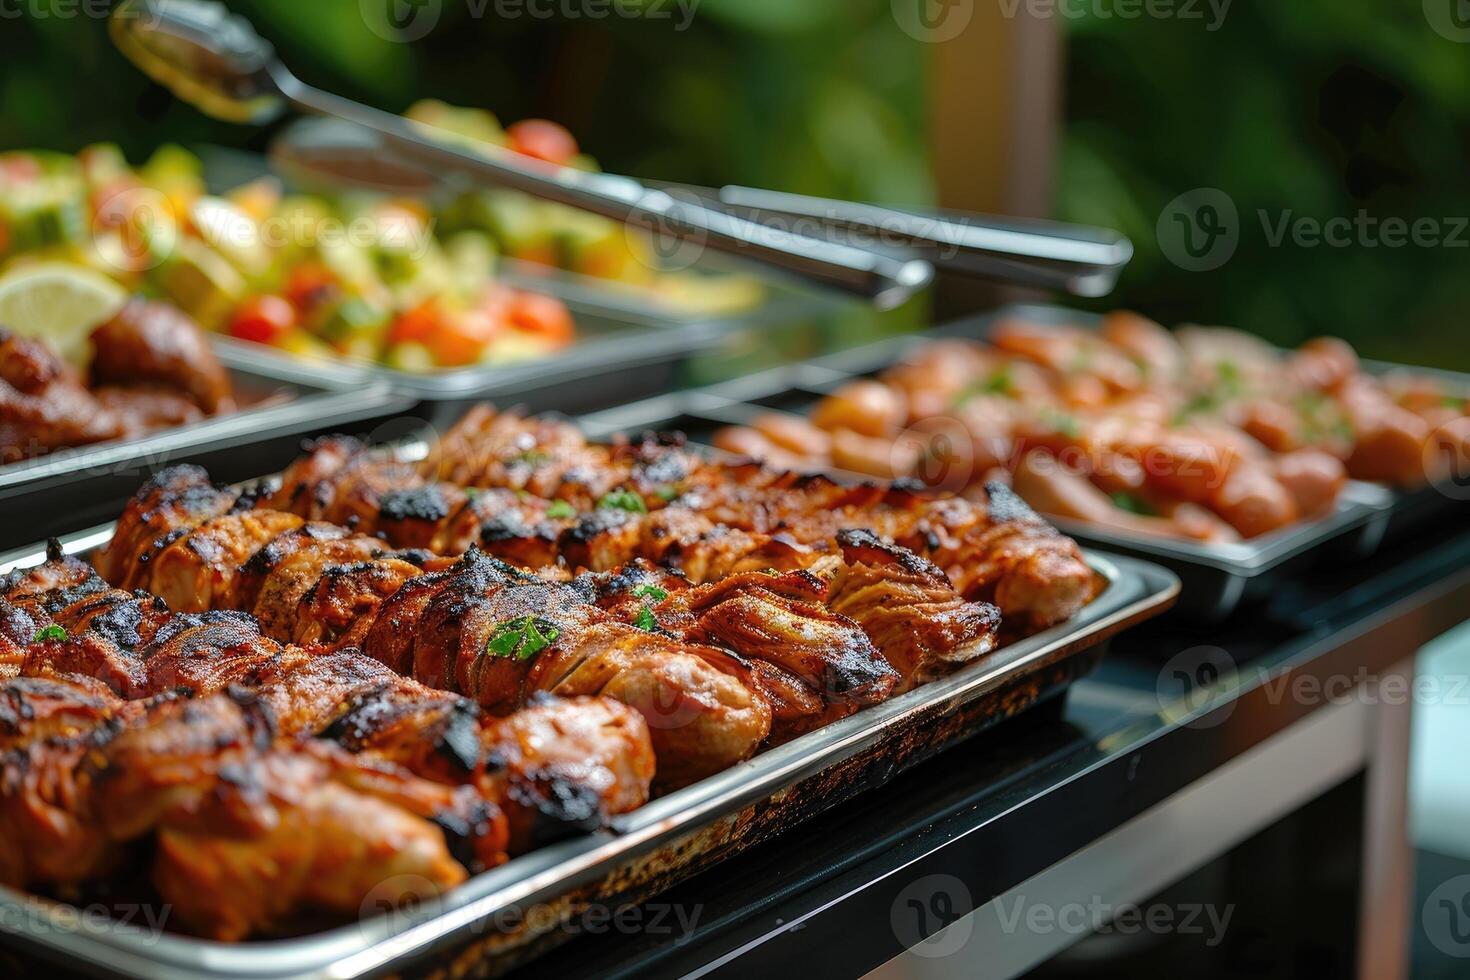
left=111, top=0, right=933, bottom=309
left=713, top=186, right=1135, bottom=298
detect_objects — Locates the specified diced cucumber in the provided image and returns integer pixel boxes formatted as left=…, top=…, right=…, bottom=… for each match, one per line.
left=150, top=237, right=247, bottom=328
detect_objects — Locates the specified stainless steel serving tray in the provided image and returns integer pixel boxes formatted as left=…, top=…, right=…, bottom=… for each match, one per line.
left=0, top=346, right=412, bottom=549
left=0, top=460, right=1176, bottom=978
left=218, top=285, right=842, bottom=429
left=621, top=304, right=1413, bottom=622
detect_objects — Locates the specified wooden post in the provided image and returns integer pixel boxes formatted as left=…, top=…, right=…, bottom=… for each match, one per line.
left=923, top=1, right=1063, bottom=317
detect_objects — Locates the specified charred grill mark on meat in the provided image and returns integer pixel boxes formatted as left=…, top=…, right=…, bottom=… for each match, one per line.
left=0, top=550, right=656, bottom=938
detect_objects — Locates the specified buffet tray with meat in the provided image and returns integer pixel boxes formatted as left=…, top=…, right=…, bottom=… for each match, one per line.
left=686, top=304, right=1469, bottom=619
left=0, top=302, right=412, bottom=549
left=0, top=404, right=1176, bottom=977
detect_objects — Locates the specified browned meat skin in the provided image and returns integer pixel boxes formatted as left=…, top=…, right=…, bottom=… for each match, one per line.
left=0, top=674, right=133, bottom=750
left=13, top=552, right=655, bottom=849
left=92, top=385, right=203, bottom=430
left=96, top=470, right=772, bottom=791
left=484, top=694, right=656, bottom=852
left=242, top=437, right=1024, bottom=730
left=425, top=404, right=627, bottom=503
left=242, top=527, right=400, bottom=642
left=95, top=465, right=241, bottom=590
left=686, top=467, right=1098, bottom=632
left=77, top=693, right=479, bottom=941
left=265, top=435, right=424, bottom=529
left=413, top=408, right=1096, bottom=630
left=822, top=529, right=1000, bottom=691
left=0, top=302, right=235, bottom=465
left=647, top=566, right=899, bottom=741
left=0, top=329, right=128, bottom=462
left=144, top=510, right=306, bottom=613
left=361, top=549, right=771, bottom=790
left=89, top=300, right=234, bottom=415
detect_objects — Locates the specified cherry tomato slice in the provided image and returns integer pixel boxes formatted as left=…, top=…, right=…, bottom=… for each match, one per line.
left=228, top=295, right=297, bottom=346
left=506, top=120, right=579, bottom=167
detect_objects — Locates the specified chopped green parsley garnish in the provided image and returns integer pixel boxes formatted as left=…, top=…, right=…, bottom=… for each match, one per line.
left=633, top=606, right=659, bottom=632
left=33, top=624, right=67, bottom=643
left=597, top=489, right=647, bottom=513
left=1109, top=492, right=1158, bottom=517
left=545, top=500, right=576, bottom=519
left=654, top=485, right=681, bottom=502
left=1039, top=408, right=1081, bottom=439
left=953, top=367, right=1015, bottom=406
left=631, top=583, right=668, bottom=603
left=485, top=616, right=560, bottom=660
left=508, top=450, right=551, bottom=467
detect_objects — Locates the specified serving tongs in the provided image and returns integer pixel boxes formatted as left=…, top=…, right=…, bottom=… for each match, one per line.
left=110, top=0, right=1130, bottom=306
left=707, top=186, right=1133, bottom=297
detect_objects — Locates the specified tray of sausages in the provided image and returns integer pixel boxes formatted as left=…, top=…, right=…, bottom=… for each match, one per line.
left=673, top=304, right=1467, bottom=620
left=0, top=403, right=1177, bottom=978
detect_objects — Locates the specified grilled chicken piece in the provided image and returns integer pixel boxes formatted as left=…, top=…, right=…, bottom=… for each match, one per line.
left=92, top=385, right=203, bottom=431
left=0, top=674, right=133, bottom=750
left=0, top=554, right=666, bottom=941
left=425, top=404, right=619, bottom=501
left=89, top=300, right=234, bottom=415
left=0, top=600, right=43, bottom=676
left=4, top=540, right=111, bottom=615
left=16, top=552, right=655, bottom=837
left=24, top=590, right=175, bottom=698
left=82, top=693, right=487, bottom=941
left=883, top=484, right=1100, bottom=632
left=650, top=566, right=898, bottom=740
left=144, top=510, right=306, bottom=612
left=266, top=435, right=424, bottom=528
left=485, top=694, right=655, bottom=851
left=684, top=466, right=1097, bottom=631
left=96, top=465, right=241, bottom=589
left=362, top=549, right=770, bottom=789
left=0, top=682, right=144, bottom=905
left=240, top=525, right=403, bottom=642
left=822, top=530, right=1000, bottom=689
left=0, top=329, right=129, bottom=462
left=415, top=412, right=1095, bottom=630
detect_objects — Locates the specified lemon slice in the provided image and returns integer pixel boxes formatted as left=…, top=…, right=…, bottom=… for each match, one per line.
left=0, top=262, right=129, bottom=368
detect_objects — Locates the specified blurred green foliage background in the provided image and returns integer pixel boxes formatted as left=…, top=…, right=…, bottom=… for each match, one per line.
left=2, top=0, right=1465, bottom=364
